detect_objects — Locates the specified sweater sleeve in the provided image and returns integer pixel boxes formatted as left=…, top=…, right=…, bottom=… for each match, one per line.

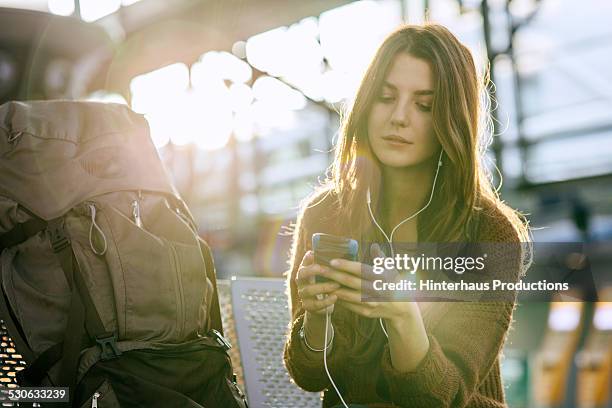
left=380, top=218, right=523, bottom=407
left=380, top=302, right=514, bottom=407
left=283, top=197, right=352, bottom=392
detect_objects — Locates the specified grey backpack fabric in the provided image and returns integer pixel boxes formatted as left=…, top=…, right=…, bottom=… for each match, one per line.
left=0, top=101, right=243, bottom=407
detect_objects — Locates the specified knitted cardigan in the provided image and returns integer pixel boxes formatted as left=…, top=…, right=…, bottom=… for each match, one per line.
left=283, top=190, right=523, bottom=408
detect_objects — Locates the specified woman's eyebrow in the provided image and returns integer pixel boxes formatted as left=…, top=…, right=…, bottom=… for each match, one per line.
left=382, top=82, right=397, bottom=91
left=382, top=82, right=433, bottom=96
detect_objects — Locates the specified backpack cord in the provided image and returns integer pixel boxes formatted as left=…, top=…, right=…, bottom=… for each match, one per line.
left=88, top=204, right=107, bottom=256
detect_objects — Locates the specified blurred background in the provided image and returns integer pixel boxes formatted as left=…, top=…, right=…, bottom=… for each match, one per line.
left=0, top=0, right=611, bottom=407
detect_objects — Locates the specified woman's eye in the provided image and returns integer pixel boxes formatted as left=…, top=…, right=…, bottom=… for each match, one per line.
left=377, top=95, right=395, bottom=103
left=416, top=103, right=432, bottom=112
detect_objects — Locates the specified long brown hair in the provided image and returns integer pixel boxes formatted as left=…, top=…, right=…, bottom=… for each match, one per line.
left=325, top=23, right=529, bottom=244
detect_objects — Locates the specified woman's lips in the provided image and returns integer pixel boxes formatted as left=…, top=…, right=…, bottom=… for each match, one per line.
left=382, top=135, right=413, bottom=145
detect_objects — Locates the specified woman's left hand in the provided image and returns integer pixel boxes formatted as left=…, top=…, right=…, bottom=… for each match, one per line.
left=328, top=245, right=431, bottom=372
left=325, top=244, right=419, bottom=325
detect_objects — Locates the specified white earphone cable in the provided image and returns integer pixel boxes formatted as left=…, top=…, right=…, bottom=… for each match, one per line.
left=323, top=309, right=349, bottom=408
left=320, top=150, right=443, bottom=406
left=367, top=150, right=443, bottom=338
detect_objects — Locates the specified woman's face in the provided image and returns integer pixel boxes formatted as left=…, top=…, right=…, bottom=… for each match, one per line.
left=367, top=53, right=440, bottom=169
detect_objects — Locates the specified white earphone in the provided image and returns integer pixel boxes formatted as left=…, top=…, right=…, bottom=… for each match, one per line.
left=367, top=149, right=443, bottom=337
left=321, top=150, right=444, bottom=407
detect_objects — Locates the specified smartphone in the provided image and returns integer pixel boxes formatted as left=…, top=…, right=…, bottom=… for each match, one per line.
left=312, top=233, right=359, bottom=284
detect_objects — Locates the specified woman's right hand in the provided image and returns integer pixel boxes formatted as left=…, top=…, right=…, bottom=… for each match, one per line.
left=295, top=250, right=340, bottom=316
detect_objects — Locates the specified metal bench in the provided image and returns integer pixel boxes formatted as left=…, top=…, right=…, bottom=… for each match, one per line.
left=221, top=278, right=321, bottom=408
left=0, top=321, right=26, bottom=406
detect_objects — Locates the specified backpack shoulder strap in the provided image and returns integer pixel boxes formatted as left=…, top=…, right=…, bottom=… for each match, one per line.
left=0, top=216, right=48, bottom=363
left=0, top=276, right=35, bottom=363
left=0, top=218, right=47, bottom=251
left=198, top=237, right=224, bottom=335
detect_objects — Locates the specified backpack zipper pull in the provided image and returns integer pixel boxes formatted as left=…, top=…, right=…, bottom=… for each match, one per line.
left=132, top=200, right=143, bottom=228
left=7, top=131, right=23, bottom=143
left=91, top=392, right=100, bottom=408
left=88, top=204, right=107, bottom=256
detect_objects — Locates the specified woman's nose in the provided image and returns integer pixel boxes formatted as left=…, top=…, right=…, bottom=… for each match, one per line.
left=390, top=103, right=410, bottom=128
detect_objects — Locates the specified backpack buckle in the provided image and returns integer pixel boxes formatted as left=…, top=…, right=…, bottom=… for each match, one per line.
left=47, top=218, right=70, bottom=253
left=96, top=332, right=122, bottom=360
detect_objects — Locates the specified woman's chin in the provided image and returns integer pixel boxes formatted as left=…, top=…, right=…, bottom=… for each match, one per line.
left=376, top=155, right=421, bottom=169
left=374, top=150, right=438, bottom=170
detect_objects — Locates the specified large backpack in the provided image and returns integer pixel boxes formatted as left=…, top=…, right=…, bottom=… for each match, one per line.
left=0, top=100, right=247, bottom=407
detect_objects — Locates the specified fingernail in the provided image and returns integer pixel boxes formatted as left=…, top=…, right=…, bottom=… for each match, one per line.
left=330, top=259, right=339, bottom=267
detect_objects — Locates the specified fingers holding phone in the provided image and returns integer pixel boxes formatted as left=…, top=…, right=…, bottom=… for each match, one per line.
left=325, top=243, right=392, bottom=304
left=295, top=250, right=339, bottom=315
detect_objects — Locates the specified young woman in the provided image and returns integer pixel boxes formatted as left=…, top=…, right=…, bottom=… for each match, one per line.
left=283, top=24, right=530, bottom=408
